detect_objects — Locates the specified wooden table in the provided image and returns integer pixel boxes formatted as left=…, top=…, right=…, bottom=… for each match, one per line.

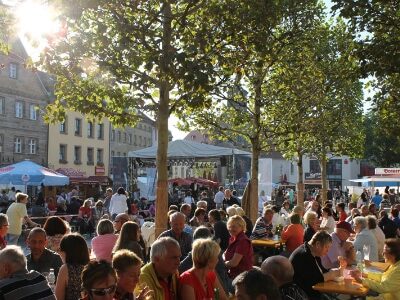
left=313, top=262, right=389, bottom=299
left=313, top=279, right=368, bottom=297
left=252, top=238, right=284, bottom=248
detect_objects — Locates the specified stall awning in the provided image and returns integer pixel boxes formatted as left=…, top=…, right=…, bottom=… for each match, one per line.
left=56, top=168, right=110, bottom=186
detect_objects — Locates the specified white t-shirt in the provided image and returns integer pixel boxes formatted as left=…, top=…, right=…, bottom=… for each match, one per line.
left=109, top=193, right=128, bottom=215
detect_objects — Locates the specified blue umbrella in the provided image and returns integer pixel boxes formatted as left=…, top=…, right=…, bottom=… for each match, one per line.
left=0, top=160, right=69, bottom=186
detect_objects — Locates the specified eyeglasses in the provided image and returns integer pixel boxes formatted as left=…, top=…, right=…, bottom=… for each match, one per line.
left=90, top=284, right=116, bottom=296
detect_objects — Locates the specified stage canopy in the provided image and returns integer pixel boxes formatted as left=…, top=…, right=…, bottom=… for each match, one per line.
left=128, top=139, right=251, bottom=159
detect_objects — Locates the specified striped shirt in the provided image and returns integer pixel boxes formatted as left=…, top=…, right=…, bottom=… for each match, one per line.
left=0, top=269, right=55, bottom=300
left=250, top=217, right=273, bottom=239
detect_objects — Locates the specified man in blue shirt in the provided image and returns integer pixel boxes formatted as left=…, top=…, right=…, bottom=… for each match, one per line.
left=371, top=190, right=382, bottom=208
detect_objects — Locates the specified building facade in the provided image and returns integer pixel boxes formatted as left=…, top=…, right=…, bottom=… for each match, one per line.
left=48, top=111, right=110, bottom=177
left=0, top=38, right=49, bottom=167
left=110, top=114, right=156, bottom=158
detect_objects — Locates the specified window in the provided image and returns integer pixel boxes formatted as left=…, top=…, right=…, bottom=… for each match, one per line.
left=9, top=63, right=18, bottom=79
left=124, top=132, right=127, bottom=143
left=134, top=135, right=137, bottom=146
left=111, top=130, right=115, bottom=141
left=59, top=120, right=67, bottom=133
left=59, top=144, right=67, bottom=162
left=0, top=134, right=3, bottom=153
left=87, top=147, right=94, bottom=164
left=148, top=138, right=151, bottom=146
left=117, top=131, right=121, bottom=142
left=28, top=139, right=36, bottom=154
left=0, top=97, right=4, bottom=114
left=14, top=137, right=22, bottom=153
left=128, top=134, right=132, bottom=145
left=111, top=151, right=115, bottom=157
left=97, top=123, right=104, bottom=139
left=309, top=160, right=321, bottom=174
left=97, top=148, right=104, bottom=163
left=123, top=153, right=126, bottom=157
left=15, top=101, right=23, bottom=118
left=75, top=118, right=82, bottom=136
left=117, top=152, right=121, bottom=157
left=87, top=122, right=94, bottom=138
left=29, top=104, right=37, bottom=120
left=74, top=146, right=81, bottom=164
left=139, top=136, right=142, bottom=146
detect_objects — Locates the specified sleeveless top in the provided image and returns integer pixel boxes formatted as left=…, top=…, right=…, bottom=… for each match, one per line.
left=179, top=270, right=216, bottom=300
left=66, top=264, right=84, bottom=300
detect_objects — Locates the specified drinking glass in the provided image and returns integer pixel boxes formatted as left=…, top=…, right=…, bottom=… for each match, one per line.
left=363, top=245, right=370, bottom=260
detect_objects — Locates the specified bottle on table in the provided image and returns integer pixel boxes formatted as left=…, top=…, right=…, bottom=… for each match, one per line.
left=46, top=268, right=56, bottom=292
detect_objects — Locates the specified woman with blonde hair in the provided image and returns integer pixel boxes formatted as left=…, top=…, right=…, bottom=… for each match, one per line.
left=303, top=210, right=319, bottom=242
left=179, top=239, right=228, bottom=300
left=91, top=219, right=118, bottom=262
left=6, top=192, right=39, bottom=245
left=223, top=215, right=253, bottom=279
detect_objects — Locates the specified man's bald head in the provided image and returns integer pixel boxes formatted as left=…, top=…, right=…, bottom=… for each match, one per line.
left=261, top=255, right=294, bottom=287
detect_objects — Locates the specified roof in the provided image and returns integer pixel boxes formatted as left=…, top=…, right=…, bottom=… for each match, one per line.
left=128, top=139, right=251, bottom=159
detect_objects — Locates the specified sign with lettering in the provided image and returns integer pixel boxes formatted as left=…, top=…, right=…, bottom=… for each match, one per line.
left=95, top=166, right=105, bottom=175
left=375, top=168, right=400, bottom=175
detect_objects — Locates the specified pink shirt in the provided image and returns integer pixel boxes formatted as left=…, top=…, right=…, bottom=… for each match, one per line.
left=91, top=233, right=118, bottom=262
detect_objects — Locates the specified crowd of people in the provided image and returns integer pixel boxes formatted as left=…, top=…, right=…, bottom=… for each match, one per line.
left=0, top=184, right=399, bottom=300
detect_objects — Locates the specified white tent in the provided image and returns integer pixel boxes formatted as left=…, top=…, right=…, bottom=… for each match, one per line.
left=349, top=177, right=400, bottom=183
left=349, top=176, right=400, bottom=187
left=128, top=139, right=251, bottom=158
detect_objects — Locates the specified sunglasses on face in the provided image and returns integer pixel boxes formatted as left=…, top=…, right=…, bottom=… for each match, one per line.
left=90, top=284, right=116, bottom=296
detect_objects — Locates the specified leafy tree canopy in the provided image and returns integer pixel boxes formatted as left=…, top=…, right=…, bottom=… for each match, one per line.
left=41, top=0, right=218, bottom=126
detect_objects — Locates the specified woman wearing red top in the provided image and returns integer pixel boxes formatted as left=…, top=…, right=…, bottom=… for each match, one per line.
left=337, top=203, right=348, bottom=222
left=281, top=213, right=304, bottom=254
left=179, top=238, right=227, bottom=300
left=223, top=215, right=254, bottom=279
left=78, top=199, right=94, bottom=234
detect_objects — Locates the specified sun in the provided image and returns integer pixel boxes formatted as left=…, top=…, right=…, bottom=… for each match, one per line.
left=14, top=0, right=61, bottom=58
left=16, top=0, right=58, bottom=38
left=14, top=0, right=60, bottom=60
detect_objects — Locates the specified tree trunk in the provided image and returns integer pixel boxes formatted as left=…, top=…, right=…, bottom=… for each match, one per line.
left=320, top=155, right=328, bottom=205
left=155, top=1, right=172, bottom=238
left=296, top=150, right=304, bottom=207
left=250, top=144, right=260, bottom=223
left=249, top=72, right=262, bottom=223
